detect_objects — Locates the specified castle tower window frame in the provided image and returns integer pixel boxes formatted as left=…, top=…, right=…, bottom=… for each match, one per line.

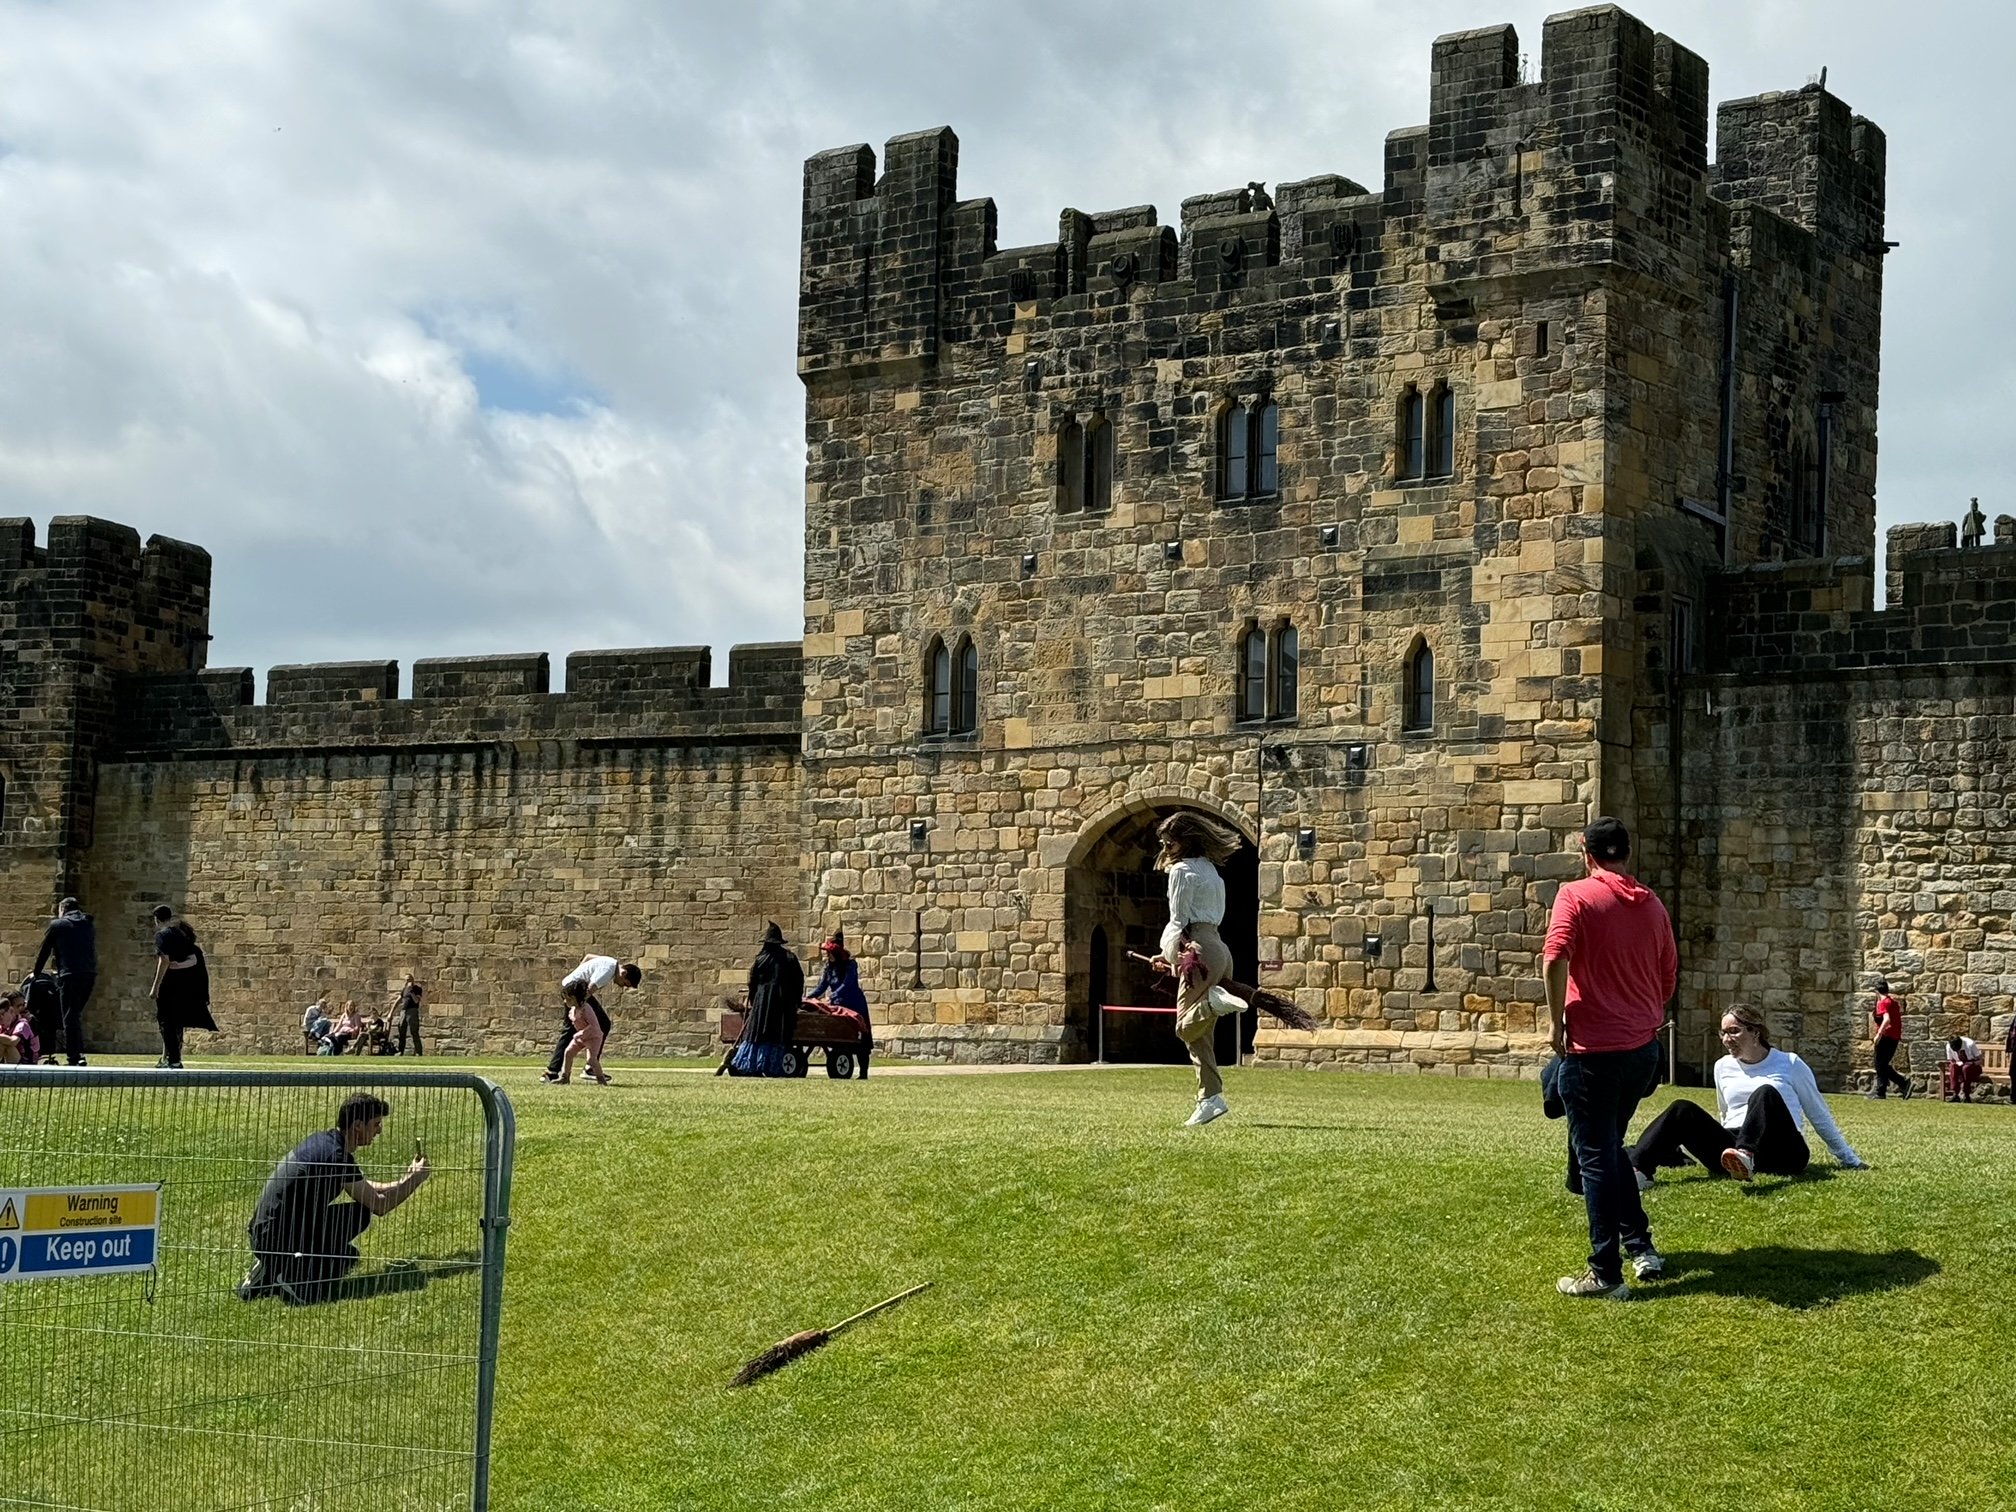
left=924, top=636, right=952, bottom=736
left=1397, top=386, right=1426, bottom=481
left=953, top=635, right=979, bottom=735
left=1216, top=396, right=1279, bottom=504
left=1057, top=413, right=1115, bottom=515
left=1428, top=382, right=1455, bottom=480
left=1402, top=636, right=1435, bottom=733
left=1236, top=622, right=1268, bottom=723
left=1274, top=623, right=1300, bottom=721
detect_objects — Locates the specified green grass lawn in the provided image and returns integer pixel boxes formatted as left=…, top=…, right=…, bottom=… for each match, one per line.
left=8, top=1060, right=2013, bottom=1510
left=484, top=1063, right=2011, bottom=1511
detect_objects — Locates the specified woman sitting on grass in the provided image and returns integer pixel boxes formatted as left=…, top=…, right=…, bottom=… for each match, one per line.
left=1631, top=1004, right=1867, bottom=1184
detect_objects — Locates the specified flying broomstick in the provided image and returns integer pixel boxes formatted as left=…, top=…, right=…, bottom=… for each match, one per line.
left=729, top=1282, right=933, bottom=1387
left=1126, top=947, right=1321, bottom=1032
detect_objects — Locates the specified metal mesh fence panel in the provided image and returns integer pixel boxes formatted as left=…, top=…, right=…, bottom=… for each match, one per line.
left=0, top=1069, right=514, bottom=1512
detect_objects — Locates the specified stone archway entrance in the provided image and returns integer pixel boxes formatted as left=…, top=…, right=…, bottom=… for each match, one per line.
left=1063, top=802, right=1259, bottom=1065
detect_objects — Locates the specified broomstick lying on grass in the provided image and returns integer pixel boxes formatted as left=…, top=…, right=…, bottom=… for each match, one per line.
left=729, top=1283, right=933, bottom=1388
left=1125, top=948, right=1321, bottom=1033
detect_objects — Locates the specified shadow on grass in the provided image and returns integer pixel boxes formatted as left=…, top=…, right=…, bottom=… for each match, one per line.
left=1238, top=1121, right=1376, bottom=1132
left=1735, top=1167, right=1836, bottom=1197
left=1655, top=1246, right=1939, bottom=1308
left=303, top=1250, right=484, bottom=1306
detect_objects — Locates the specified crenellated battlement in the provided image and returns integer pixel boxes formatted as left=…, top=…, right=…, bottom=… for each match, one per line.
left=1704, top=520, right=2016, bottom=677
left=796, top=5, right=1832, bottom=382
left=106, top=642, right=804, bottom=758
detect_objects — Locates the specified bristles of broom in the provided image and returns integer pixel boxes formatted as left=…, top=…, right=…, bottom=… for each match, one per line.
left=1124, top=949, right=1321, bottom=1033
left=729, top=1282, right=933, bottom=1388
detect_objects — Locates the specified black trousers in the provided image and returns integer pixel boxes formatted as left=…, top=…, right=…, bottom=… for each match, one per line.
left=1631, top=1085, right=1810, bottom=1178
left=396, top=1010, right=423, bottom=1056
left=544, top=996, right=609, bottom=1076
left=157, top=1017, right=183, bottom=1067
left=1872, top=1036, right=1910, bottom=1096
left=254, top=1202, right=372, bottom=1296
left=56, top=972, right=96, bottom=1062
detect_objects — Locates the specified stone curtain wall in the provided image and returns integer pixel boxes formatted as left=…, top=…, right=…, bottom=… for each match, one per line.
left=65, top=645, right=805, bottom=1057
left=1677, top=529, right=2016, bottom=1085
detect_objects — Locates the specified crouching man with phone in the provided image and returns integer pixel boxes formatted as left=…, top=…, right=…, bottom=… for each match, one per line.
left=239, top=1092, right=430, bottom=1304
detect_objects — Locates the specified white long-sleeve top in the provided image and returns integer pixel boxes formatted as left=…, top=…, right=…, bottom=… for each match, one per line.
left=1715, top=1048, right=1862, bottom=1166
left=1160, top=857, right=1227, bottom=963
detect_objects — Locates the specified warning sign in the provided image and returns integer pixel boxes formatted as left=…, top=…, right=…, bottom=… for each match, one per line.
left=0, top=1185, right=161, bottom=1284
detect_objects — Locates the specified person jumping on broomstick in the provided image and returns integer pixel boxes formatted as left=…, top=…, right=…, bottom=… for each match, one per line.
left=1151, top=812, right=1245, bottom=1127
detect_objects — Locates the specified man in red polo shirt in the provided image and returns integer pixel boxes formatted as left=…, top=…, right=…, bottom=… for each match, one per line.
left=1544, top=817, right=1676, bottom=1299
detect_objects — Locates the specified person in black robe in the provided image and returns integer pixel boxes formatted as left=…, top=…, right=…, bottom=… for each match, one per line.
left=148, top=904, right=218, bottom=1069
left=735, top=922, right=804, bottom=1076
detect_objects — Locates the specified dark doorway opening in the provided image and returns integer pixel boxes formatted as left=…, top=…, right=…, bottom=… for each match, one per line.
left=1065, top=804, right=1259, bottom=1064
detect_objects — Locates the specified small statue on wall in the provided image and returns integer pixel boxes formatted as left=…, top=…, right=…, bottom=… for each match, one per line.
left=1246, top=181, right=1273, bottom=213
left=1960, top=496, right=1987, bottom=548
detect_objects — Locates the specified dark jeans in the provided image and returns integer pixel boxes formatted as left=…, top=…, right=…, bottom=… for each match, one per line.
left=56, top=972, right=96, bottom=1062
left=1872, top=1036, right=1909, bottom=1096
left=396, top=1011, right=423, bottom=1056
left=1559, top=1040, right=1661, bottom=1284
left=545, top=996, right=609, bottom=1077
left=1632, top=1085, right=1809, bottom=1178
left=253, top=1202, right=372, bottom=1298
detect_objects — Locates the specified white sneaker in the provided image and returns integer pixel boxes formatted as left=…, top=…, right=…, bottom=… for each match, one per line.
left=1185, top=1095, right=1228, bottom=1128
left=1720, top=1147, right=1755, bottom=1181
left=1556, top=1269, right=1630, bottom=1300
left=1206, top=985, right=1244, bottom=1016
left=1630, top=1250, right=1665, bottom=1281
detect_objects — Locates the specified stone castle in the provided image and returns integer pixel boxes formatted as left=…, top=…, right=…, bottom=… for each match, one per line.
left=4, top=5, right=2012, bottom=1085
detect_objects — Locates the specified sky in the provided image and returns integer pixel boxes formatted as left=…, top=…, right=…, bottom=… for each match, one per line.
left=0, top=1, right=2005, bottom=682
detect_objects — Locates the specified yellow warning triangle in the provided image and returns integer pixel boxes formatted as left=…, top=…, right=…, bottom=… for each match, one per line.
left=0, top=1198, right=18, bottom=1232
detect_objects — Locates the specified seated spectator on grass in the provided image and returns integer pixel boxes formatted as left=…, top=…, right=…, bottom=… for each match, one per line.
left=1631, top=1005, right=1866, bottom=1185
left=0, top=991, right=41, bottom=1065
left=1943, top=1035, right=1985, bottom=1102
left=329, top=1000, right=362, bottom=1055
left=238, top=1092, right=429, bottom=1305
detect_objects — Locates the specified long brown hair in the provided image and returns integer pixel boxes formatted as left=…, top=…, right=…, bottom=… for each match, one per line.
left=1727, top=1003, right=1771, bottom=1049
left=1155, top=811, right=1244, bottom=865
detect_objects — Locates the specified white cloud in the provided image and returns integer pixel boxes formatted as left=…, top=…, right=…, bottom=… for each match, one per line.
left=0, top=0, right=2007, bottom=678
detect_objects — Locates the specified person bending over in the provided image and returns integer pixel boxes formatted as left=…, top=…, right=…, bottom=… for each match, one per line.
left=542, top=955, right=642, bottom=1085
left=239, top=1093, right=429, bottom=1305
left=1633, top=1005, right=1866, bottom=1183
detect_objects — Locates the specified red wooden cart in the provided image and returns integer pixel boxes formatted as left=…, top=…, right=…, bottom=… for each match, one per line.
left=719, top=1000, right=870, bottom=1079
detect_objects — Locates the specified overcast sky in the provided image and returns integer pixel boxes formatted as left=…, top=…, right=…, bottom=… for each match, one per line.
left=0, top=1, right=2003, bottom=681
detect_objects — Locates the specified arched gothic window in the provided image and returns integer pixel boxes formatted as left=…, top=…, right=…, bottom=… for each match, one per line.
left=1403, top=638, right=1436, bottom=732
left=1429, top=382, right=1455, bottom=479
left=1237, top=625, right=1268, bottom=721
left=954, top=636, right=979, bottom=735
left=925, top=638, right=951, bottom=735
left=1275, top=624, right=1299, bottom=719
left=1217, top=398, right=1279, bottom=502
left=1058, top=415, right=1115, bottom=514
left=1398, top=387, right=1425, bottom=480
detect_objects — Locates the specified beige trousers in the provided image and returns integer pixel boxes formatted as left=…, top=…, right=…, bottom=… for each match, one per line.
left=1171, top=923, right=1235, bottom=1102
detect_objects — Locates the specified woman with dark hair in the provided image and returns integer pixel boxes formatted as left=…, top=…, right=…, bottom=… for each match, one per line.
left=1631, top=1004, right=1866, bottom=1184
left=807, top=929, right=872, bottom=1077
left=147, top=904, right=217, bottom=1069
left=1150, top=811, right=1245, bottom=1127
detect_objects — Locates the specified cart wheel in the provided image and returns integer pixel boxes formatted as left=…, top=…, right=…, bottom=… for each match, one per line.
left=827, top=1050, right=856, bottom=1079
left=787, top=1047, right=810, bottom=1078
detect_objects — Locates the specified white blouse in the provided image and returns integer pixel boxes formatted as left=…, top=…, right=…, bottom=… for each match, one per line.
left=1161, top=857, right=1227, bottom=961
